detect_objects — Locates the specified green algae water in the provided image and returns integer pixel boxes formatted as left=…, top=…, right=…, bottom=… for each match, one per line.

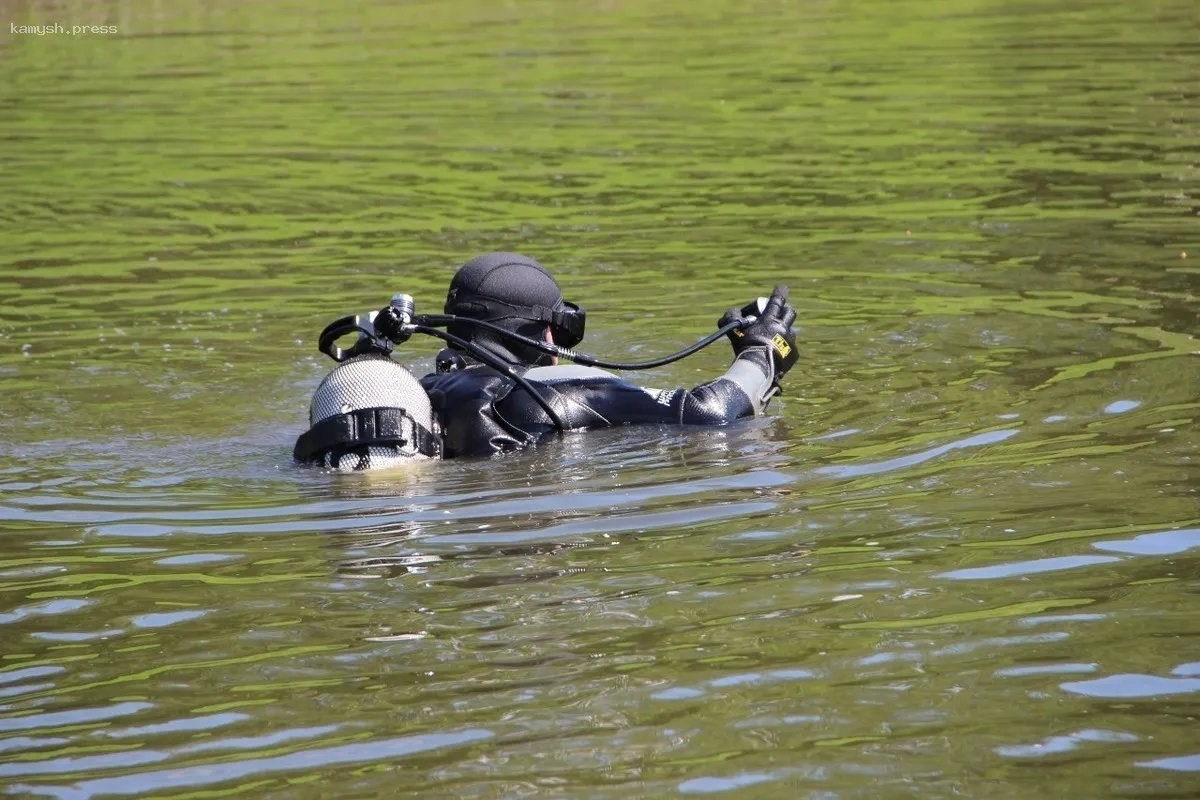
left=1, top=0, right=1198, bottom=795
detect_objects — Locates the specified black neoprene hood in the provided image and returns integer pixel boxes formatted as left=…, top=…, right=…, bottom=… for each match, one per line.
left=445, top=252, right=565, bottom=315
left=444, top=252, right=575, bottom=365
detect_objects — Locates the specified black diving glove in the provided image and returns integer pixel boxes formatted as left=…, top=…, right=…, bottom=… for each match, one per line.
left=718, top=285, right=799, bottom=382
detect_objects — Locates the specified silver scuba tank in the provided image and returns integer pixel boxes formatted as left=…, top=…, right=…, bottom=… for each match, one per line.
left=295, top=354, right=440, bottom=472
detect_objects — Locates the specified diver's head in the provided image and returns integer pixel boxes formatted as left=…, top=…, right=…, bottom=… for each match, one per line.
left=294, top=354, right=440, bottom=471
left=444, top=252, right=585, bottom=366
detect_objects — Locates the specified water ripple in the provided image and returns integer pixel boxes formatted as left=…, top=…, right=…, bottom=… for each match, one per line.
left=1061, top=674, right=1200, bottom=699
left=10, top=728, right=495, bottom=799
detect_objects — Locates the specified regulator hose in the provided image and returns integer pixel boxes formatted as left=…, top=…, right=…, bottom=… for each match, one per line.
left=414, top=314, right=745, bottom=371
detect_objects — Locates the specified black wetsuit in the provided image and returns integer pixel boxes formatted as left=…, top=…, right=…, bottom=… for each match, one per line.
left=420, top=351, right=780, bottom=458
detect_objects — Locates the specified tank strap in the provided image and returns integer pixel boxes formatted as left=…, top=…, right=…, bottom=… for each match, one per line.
left=293, top=406, right=442, bottom=463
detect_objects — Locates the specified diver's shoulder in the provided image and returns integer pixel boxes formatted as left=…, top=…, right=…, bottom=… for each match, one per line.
left=522, top=365, right=620, bottom=383
left=420, top=364, right=504, bottom=389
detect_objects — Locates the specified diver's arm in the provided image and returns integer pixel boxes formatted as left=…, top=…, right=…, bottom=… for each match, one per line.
left=446, top=286, right=798, bottom=444
left=535, top=349, right=775, bottom=427
left=511, top=287, right=797, bottom=429
left=672, top=347, right=777, bottom=423
left=516, top=287, right=796, bottom=428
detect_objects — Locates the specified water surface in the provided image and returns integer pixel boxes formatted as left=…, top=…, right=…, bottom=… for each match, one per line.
left=1, top=0, right=1198, bottom=796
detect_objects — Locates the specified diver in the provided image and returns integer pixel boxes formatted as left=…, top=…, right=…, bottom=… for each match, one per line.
left=293, top=251, right=797, bottom=469
left=417, top=252, right=798, bottom=458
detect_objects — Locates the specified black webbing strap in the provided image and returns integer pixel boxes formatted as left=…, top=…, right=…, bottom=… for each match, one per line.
left=293, top=406, right=442, bottom=463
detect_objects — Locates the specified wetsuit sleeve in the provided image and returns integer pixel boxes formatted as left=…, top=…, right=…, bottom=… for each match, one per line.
left=668, top=347, right=778, bottom=424
left=520, top=349, right=778, bottom=428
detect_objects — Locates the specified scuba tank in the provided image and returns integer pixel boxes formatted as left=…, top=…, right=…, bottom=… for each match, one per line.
left=294, top=351, right=441, bottom=472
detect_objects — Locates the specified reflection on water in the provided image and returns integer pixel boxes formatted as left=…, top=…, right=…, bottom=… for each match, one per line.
left=1, top=0, right=1198, bottom=796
